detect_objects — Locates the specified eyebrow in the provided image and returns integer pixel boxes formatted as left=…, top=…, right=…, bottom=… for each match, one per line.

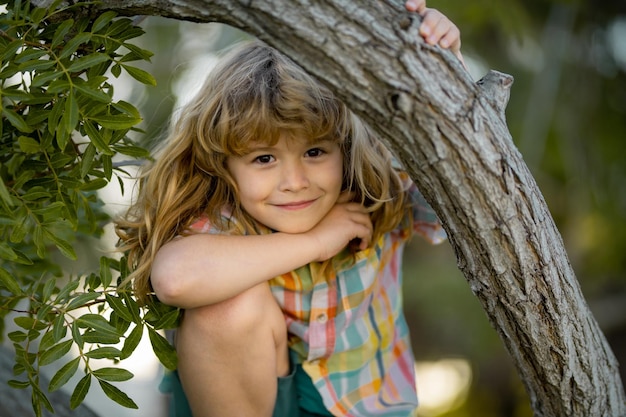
left=244, top=145, right=276, bottom=153
left=243, top=138, right=336, bottom=154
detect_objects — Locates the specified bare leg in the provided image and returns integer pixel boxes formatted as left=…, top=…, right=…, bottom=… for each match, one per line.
left=176, top=282, right=289, bottom=417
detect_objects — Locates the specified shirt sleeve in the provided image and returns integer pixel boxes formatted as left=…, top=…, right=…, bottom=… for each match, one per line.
left=186, top=207, right=236, bottom=235
left=399, top=171, right=447, bottom=244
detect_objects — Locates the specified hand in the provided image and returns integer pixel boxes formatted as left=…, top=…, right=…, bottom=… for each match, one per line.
left=405, top=1, right=466, bottom=66
left=306, top=192, right=373, bottom=262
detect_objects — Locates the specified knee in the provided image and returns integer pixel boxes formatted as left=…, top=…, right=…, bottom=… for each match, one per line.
left=180, top=283, right=285, bottom=343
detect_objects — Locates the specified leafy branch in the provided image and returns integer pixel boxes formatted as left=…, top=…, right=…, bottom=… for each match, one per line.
left=1, top=1, right=176, bottom=415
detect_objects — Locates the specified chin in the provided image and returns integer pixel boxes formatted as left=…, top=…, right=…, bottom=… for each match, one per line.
left=272, top=222, right=317, bottom=234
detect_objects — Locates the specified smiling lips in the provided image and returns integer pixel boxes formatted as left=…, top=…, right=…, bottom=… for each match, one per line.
left=273, top=199, right=317, bottom=210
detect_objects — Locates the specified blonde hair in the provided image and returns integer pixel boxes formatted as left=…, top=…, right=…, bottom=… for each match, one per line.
left=116, top=40, right=407, bottom=303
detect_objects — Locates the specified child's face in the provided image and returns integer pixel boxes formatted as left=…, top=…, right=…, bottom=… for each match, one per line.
left=227, top=133, right=343, bottom=234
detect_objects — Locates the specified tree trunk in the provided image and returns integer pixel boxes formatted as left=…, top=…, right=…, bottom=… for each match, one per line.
left=64, top=0, right=626, bottom=415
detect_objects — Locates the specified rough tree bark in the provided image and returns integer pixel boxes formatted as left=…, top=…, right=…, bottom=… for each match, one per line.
left=47, top=0, right=626, bottom=415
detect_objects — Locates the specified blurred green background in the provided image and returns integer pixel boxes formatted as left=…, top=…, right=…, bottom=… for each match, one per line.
left=100, top=1, right=625, bottom=415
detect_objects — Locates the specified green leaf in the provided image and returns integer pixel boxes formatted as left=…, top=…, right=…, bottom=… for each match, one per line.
left=8, top=379, right=30, bottom=389
left=90, top=114, right=141, bottom=130
left=120, top=64, right=156, bottom=86
left=122, top=292, right=142, bottom=323
left=72, top=321, right=84, bottom=349
left=70, top=374, right=91, bottom=409
left=82, top=330, right=120, bottom=345
left=112, top=100, right=141, bottom=118
left=85, top=347, right=122, bottom=360
left=18, top=59, right=56, bottom=72
left=80, top=143, right=97, bottom=178
left=80, top=178, right=108, bottom=191
left=83, top=121, right=113, bottom=155
left=18, top=136, right=41, bottom=153
left=66, top=292, right=101, bottom=311
left=0, top=40, right=23, bottom=62
left=93, top=367, right=133, bottom=382
left=47, top=99, right=64, bottom=135
left=0, top=169, right=15, bottom=207
left=100, top=257, right=113, bottom=288
left=21, top=189, right=51, bottom=201
left=110, top=311, right=131, bottom=334
left=63, top=92, right=79, bottom=134
left=103, top=154, right=113, bottom=180
left=53, top=314, right=67, bottom=342
left=57, top=279, right=80, bottom=303
left=148, top=327, right=177, bottom=370
left=111, top=63, right=122, bottom=77
left=3, top=108, right=33, bottom=133
left=15, top=316, right=46, bottom=331
left=47, top=79, right=71, bottom=94
left=52, top=19, right=74, bottom=49
left=0, top=267, right=22, bottom=295
left=12, top=249, right=33, bottom=266
left=59, top=32, right=91, bottom=60
left=105, top=18, right=133, bottom=37
left=147, top=308, right=180, bottom=330
left=42, top=278, right=56, bottom=301
left=8, top=330, right=27, bottom=343
left=120, top=43, right=154, bottom=61
left=15, top=48, right=48, bottom=64
left=74, top=83, right=112, bottom=103
left=39, top=329, right=57, bottom=351
left=32, top=381, right=55, bottom=413
left=67, top=53, right=110, bottom=73
left=105, top=294, right=134, bottom=323
left=39, top=339, right=73, bottom=366
left=30, top=7, right=47, bottom=24
left=76, top=314, right=120, bottom=339
left=43, top=229, right=77, bottom=260
left=31, top=70, right=63, bottom=87
left=10, top=215, right=29, bottom=243
left=121, top=324, right=142, bottom=359
left=92, top=11, right=117, bottom=33
left=113, top=144, right=149, bottom=158
left=0, top=242, right=18, bottom=261
left=99, top=380, right=138, bottom=409
left=32, top=201, right=65, bottom=217
left=48, top=357, right=80, bottom=392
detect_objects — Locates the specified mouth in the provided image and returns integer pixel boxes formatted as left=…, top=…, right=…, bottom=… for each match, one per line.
left=273, top=199, right=317, bottom=210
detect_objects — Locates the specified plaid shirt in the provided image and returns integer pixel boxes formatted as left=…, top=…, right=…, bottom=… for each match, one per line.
left=269, top=174, right=444, bottom=416
left=191, top=173, right=445, bottom=416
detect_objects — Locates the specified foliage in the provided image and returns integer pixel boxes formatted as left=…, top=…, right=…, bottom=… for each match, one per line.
left=0, top=1, right=179, bottom=415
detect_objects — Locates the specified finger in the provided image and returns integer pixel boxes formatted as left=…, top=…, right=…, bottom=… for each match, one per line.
left=405, top=0, right=426, bottom=13
left=418, top=9, right=442, bottom=42
left=423, top=13, right=459, bottom=49
left=336, top=191, right=356, bottom=204
left=438, top=26, right=461, bottom=50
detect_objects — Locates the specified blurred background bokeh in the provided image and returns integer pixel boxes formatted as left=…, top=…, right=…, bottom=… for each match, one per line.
left=12, top=0, right=624, bottom=416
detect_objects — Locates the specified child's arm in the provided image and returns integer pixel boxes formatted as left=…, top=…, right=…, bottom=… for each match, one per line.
left=405, top=0, right=465, bottom=65
left=151, top=197, right=372, bottom=309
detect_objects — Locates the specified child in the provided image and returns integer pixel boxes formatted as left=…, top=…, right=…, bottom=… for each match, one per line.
left=117, top=2, right=463, bottom=416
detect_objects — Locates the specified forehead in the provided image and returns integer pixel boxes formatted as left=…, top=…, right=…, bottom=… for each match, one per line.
left=237, top=131, right=339, bottom=153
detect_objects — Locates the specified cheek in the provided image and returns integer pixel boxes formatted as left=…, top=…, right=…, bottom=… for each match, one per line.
left=331, top=158, right=345, bottom=192
left=233, top=174, right=273, bottom=211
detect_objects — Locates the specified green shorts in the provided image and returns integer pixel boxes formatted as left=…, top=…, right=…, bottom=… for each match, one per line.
left=160, top=358, right=333, bottom=417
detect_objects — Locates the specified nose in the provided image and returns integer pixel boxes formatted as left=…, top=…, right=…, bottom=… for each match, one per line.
left=279, top=160, right=310, bottom=192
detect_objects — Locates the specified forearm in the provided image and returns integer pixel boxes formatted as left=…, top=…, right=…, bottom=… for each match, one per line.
left=151, top=232, right=320, bottom=308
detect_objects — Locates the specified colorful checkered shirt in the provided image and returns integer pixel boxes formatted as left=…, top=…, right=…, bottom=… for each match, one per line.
left=270, top=174, right=444, bottom=416
left=191, top=173, right=445, bottom=416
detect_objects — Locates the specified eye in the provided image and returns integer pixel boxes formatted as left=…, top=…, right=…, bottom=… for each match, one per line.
left=305, top=147, right=326, bottom=158
left=253, top=154, right=274, bottom=164
left=254, top=155, right=274, bottom=164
